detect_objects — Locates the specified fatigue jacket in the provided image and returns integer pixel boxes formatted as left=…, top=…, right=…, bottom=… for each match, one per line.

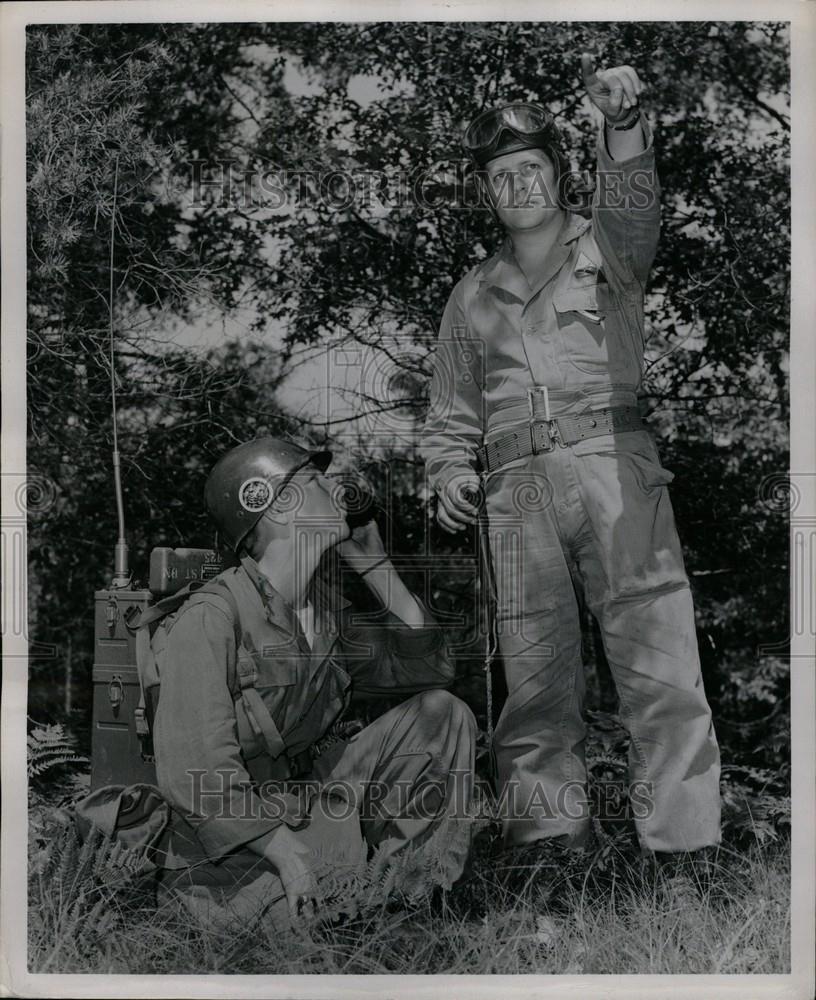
left=422, top=120, right=661, bottom=491
left=152, top=557, right=451, bottom=861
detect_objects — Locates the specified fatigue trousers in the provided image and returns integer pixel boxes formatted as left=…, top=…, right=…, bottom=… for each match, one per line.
left=159, top=689, right=476, bottom=926
left=310, top=687, right=476, bottom=857
left=485, top=430, right=721, bottom=853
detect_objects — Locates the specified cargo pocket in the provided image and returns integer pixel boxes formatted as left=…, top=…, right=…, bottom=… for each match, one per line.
left=576, top=442, right=686, bottom=603
left=624, top=450, right=675, bottom=493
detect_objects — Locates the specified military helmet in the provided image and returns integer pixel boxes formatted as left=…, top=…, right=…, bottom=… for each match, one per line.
left=204, top=436, right=332, bottom=553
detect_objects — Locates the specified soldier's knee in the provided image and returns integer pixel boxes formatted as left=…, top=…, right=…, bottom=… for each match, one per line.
left=416, top=687, right=457, bottom=716
left=416, top=688, right=477, bottom=734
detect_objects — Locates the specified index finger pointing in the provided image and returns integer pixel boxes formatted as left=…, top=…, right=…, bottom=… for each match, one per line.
left=581, top=52, right=598, bottom=87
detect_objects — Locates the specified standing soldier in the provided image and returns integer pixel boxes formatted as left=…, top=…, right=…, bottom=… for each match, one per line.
left=422, top=55, right=721, bottom=859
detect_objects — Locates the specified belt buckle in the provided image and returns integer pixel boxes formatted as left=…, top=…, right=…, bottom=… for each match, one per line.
left=528, top=387, right=557, bottom=453
left=531, top=421, right=557, bottom=453
left=527, top=385, right=551, bottom=422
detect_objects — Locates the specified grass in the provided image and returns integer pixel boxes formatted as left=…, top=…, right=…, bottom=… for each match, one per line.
left=28, top=807, right=790, bottom=975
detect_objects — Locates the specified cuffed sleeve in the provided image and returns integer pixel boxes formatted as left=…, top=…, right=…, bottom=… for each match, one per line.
left=337, top=598, right=454, bottom=696
left=593, top=116, right=661, bottom=291
left=153, top=602, right=285, bottom=859
left=421, top=275, right=486, bottom=493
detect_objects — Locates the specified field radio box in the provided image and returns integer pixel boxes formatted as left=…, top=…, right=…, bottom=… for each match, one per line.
left=90, top=547, right=235, bottom=790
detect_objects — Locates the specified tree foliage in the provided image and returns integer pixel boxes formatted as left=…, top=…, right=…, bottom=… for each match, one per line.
left=26, top=22, right=789, bottom=801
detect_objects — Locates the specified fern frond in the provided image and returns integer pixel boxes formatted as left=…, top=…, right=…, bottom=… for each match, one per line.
left=27, top=722, right=88, bottom=781
left=29, top=753, right=87, bottom=777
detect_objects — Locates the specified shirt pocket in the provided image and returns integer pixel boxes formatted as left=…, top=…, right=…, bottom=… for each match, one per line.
left=253, top=656, right=301, bottom=719
left=283, top=658, right=351, bottom=756
left=235, top=654, right=300, bottom=760
left=553, top=283, right=616, bottom=323
left=553, top=283, right=637, bottom=380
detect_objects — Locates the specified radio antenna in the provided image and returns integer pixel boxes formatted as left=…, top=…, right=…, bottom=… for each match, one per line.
left=108, top=152, right=130, bottom=588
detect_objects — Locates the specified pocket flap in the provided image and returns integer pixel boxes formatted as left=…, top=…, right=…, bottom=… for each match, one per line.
left=553, top=281, right=615, bottom=315
left=553, top=286, right=601, bottom=313
left=627, top=452, right=675, bottom=489
left=253, top=654, right=300, bottom=688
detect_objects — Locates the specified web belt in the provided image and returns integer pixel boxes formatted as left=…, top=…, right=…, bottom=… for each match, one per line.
left=476, top=403, right=644, bottom=474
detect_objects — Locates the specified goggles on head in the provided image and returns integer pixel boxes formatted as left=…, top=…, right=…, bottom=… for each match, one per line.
left=463, top=103, right=564, bottom=167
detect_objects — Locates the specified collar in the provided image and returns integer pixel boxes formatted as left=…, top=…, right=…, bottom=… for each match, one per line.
left=240, top=553, right=351, bottom=626
left=240, top=554, right=295, bottom=632
left=477, top=213, right=592, bottom=292
left=560, top=212, right=592, bottom=244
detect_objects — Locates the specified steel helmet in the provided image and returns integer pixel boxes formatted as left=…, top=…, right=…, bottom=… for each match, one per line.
left=204, top=437, right=332, bottom=553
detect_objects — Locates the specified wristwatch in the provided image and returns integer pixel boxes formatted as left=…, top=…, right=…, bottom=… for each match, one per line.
left=605, top=105, right=641, bottom=131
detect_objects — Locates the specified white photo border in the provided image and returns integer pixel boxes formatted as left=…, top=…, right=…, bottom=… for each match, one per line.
left=2, top=1, right=813, bottom=997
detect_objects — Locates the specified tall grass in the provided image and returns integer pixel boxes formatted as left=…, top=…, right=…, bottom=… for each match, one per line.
left=28, top=808, right=790, bottom=975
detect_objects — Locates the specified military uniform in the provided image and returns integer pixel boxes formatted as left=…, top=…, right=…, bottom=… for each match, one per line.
left=422, top=120, right=721, bottom=852
left=79, top=555, right=476, bottom=918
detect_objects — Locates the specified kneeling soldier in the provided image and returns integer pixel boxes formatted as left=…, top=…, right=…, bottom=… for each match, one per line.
left=86, top=437, right=476, bottom=924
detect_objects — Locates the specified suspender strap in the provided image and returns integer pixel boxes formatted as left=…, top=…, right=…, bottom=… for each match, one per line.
left=214, top=574, right=288, bottom=762
left=234, top=645, right=287, bottom=760
left=133, top=627, right=154, bottom=757
left=133, top=573, right=289, bottom=763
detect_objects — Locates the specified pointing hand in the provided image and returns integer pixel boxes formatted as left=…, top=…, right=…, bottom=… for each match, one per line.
left=581, top=53, right=643, bottom=122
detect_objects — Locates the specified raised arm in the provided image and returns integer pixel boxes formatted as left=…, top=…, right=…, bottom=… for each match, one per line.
left=581, top=53, right=661, bottom=291
left=582, top=52, right=647, bottom=160
left=335, top=521, right=453, bottom=695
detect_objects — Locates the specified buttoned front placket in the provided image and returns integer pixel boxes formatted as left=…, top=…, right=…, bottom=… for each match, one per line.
left=476, top=215, right=604, bottom=402
left=235, top=559, right=351, bottom=760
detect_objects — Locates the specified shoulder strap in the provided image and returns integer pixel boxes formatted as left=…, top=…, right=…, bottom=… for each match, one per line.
left=133, top=579, right=241, bottom=754
left=198, top=577, right=242, bottom=644
left=136, top=578, right=229, bottom=633
left=134, top=573, right=287, bottom=762
left=209, top=572, right=287, bottom=761
left=577, top=226, right=603, bottom=269
left=133, top=626, right=157, bottom=750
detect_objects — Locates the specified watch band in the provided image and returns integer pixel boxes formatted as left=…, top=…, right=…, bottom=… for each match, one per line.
left=605, top=105, right=642, bottom=131
left=359, top=555, right=390, bottom=577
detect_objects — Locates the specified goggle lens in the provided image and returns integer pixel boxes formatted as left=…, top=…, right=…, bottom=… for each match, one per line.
left=464, top=104, right=554, bottom=151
